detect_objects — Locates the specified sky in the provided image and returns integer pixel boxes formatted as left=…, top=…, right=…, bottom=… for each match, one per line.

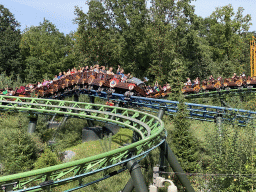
left=1, top=0, right=256, bottom=35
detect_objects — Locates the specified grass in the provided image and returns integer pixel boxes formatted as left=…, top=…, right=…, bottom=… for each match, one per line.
left=49, top=128, right=133, bottom=191
left=64, top=128, right=133, bottom=162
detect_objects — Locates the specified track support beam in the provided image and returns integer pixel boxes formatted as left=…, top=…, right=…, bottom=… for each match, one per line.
left=122, top=178, right=134, bottom=192
left=89, top=95, right=95, bottom=104
left=126, top=160, right=148, bottom=192
left=74, top=94, right=79, bottom=102
left=28, top=114, right=38, bottom=134
left=160, top=140, right=195, bottom=192
left=158, top=107, right=166, bottom=172
left=87, top=95, right=95, bottom=127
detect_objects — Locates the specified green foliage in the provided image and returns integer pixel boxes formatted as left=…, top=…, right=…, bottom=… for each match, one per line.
left=168, top=58, right=185, bottom=100
left=169, top=94, right=200, bottom=173
left=0, top=4, right=22, bottom=75
left=0, top=129, right=39, bottom=174
left=204, top=5, right=252, bottom=78
left=20, top=19, right=74, bottom=82
left=34, top=147, right=59, bottom=170
left=0, top=72, right=23, bottom=89
left=205, top=119, right=255, bottom=191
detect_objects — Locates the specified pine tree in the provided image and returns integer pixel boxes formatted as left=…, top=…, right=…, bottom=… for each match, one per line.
left=168, top=58, right=185, bottom=101
left=34, top=147, right=59, bottom=170
left=169, top=93, right=199, bottom=173
left=1, top=129, right=39, bottom=174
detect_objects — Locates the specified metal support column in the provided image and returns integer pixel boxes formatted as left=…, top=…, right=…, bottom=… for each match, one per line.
left=89, top=95, right=95, bottom=104
left=160, top=140, right=195, bottom=192
left=157, top=107, right=165, bottom=120
left=158, top=107, right=166, bottom=172
left=122, top=178, right=134, bottom=192
left=216, top=113, right=222, bottom=138
left=28, top=114, right=38, bottom=134
left=126, top=160, right=148, bottom=192
left=74, top=94, right=79, bottom=102
left=216, top=112, right=222, bottom=154
left=87, top=96, right=95, bottom=127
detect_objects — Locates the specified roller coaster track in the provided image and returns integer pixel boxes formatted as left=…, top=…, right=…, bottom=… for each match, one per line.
left=183, top=87, right=256, bottom=99
left=0, top=87, right=256, bottom=191
left=68, top=89, right=256, bottom=126
left=0, top=95, right=165, bottom=191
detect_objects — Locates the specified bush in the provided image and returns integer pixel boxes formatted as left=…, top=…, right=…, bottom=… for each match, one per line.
left=34, top=147, right=60, bottom=170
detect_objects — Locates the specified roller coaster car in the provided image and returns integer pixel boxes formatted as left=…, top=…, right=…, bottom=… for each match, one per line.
left=223, top=78, right=245, bottom=89
left=201, top=80, right=215, bottom=91
left=202, top=80, right=223, bottom=91
left=181, top=84, right=200, bottom=94
left=147, top=90, right=162, bottom=98
left=105, top=76, right=146, bottom=96
left=89, top=73, right=108, bottom=87
left=246, top=76, right=256, bottom=88
left=147, top=85, right=171, bottom=98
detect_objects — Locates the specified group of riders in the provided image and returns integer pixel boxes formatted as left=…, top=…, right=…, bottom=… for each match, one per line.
left=0, top=64, right=171, bottom=96
left=184, top=72, right=247, bottom=88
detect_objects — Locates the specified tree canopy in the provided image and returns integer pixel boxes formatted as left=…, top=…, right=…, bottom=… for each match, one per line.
left=20, top=19, right=74, bottom=82
left=0, top=2, right=253, bottom=84
left=0, top=4, right=22, bottom=76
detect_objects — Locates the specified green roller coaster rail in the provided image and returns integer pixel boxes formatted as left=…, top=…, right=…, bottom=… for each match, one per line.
left=0, top=95, right=165, bottom=191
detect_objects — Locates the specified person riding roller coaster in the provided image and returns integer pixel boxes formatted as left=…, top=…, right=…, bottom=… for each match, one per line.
left=184, top=78, right=192, bottom=86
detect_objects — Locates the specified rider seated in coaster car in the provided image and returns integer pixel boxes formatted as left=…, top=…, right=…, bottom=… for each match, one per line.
left=70, top=68, right=76, bottom=75
left=146, top=85, right=154, bottom=95
left=37, top=82, right=43, bottom=88
left=121, top=73, right=130, bottom=83
left=53, top=75, right=59, bottom=81
left=100, top=66, right=107, bottom=73
left=241, top=72, right=246, bottom=79
left=8, top=89, right=16, bottom=96
left=232, top=73, right=238, bottom=81
left=209, top=75, right=214, bottom=81
left=192, top=77, right=200, bottom=88
left=83, top=66, right=89, bottom=72
left=162, top=83, right=171, bottom=92
left=184, top=78, right=192, bottom=87
left=208, top=75, right=215, bottom=84
left=66, top=69, right=71, bottom=75
left=1, top=86, right=8, bottom=95
left=107, top=67, right=114, bottom=75
left=93, top=64, right=100, bottom=73
left=57, top=72, right=63, bottom=79
left=153, top=81, right=160, bottom=92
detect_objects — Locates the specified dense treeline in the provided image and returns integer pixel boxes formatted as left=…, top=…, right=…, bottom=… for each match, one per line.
left=0, top=1, right=254, bottom=86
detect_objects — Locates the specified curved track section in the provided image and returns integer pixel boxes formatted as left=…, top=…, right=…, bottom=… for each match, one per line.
left=0, top=96, right=165, bottom=191
left=81, top=90, right=256, bottom=126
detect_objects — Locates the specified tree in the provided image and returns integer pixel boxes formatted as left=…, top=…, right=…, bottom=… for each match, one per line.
left=20, top=19, right=74, bottom=82
left=34, top=147, right=59, bottom=170
left=168, top=58, right=186, bottom=100
left=74, top=1, right=115, bottom=67
left=0, top=4, right=22, bottom=75
left=169, top=93, right=199, bottom=173
left=0, top=129, right=39, bottom=174
left=203, top=5, right=252, bottom=78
